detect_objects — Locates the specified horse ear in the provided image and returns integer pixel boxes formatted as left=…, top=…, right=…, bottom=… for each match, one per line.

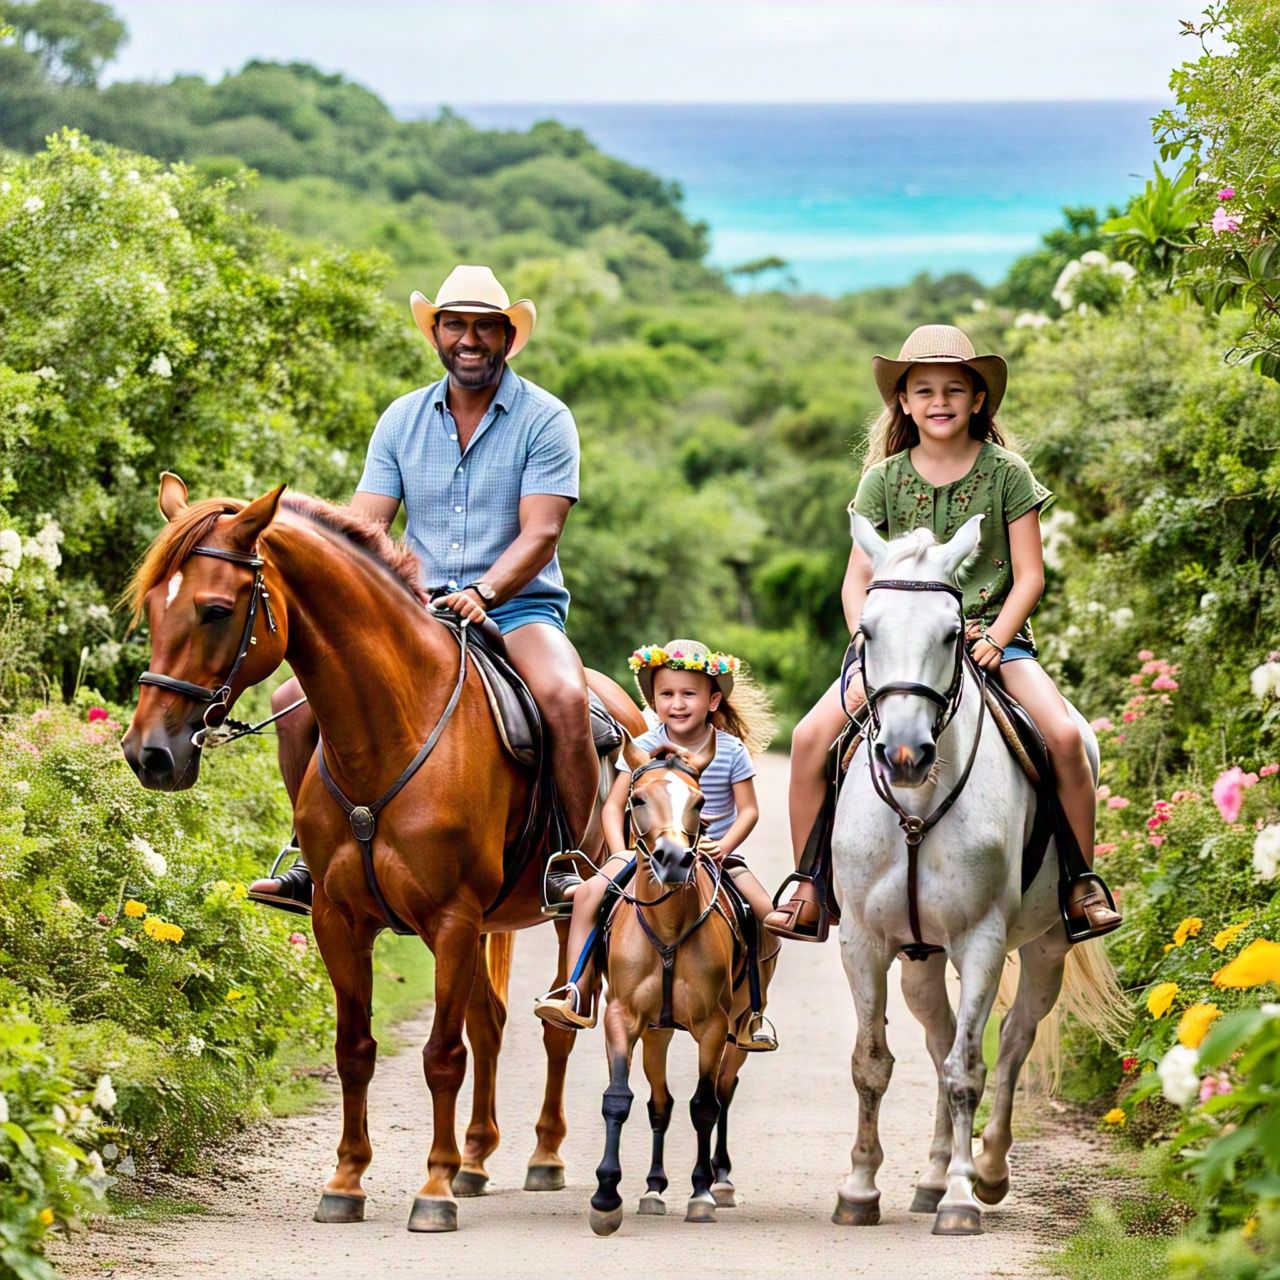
left=228, top=483, right=287, bottom=548
left=937, top=513, right=985, bottom=580
left=850, top=512, right=888, bottom=572
left=158, top=472, right=188, bottom=521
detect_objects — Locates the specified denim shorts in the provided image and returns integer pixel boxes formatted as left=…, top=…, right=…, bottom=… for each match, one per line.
left=488, top=596, right=567, bottom=636
left=999, top=639, right=1038, bottom=664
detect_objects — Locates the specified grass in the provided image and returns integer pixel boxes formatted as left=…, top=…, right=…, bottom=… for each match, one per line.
left=1045, top=1203, right=1174, bottom=1280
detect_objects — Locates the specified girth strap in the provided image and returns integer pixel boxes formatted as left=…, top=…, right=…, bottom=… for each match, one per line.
left=315, top=622, right=471, bottom=936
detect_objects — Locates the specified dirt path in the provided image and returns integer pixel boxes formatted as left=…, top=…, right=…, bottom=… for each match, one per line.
left=60, top=754, right=1092, bottom=1279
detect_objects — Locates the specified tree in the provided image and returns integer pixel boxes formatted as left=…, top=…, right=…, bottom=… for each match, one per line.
left=5, top=0, right=124, bottom=86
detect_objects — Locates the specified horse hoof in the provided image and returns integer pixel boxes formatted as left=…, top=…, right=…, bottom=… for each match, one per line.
left=711, top=1180, right=737, bottom=1209
left=407, top=1196, right=458, bottom=1233
left=832, top=1194, right=880, bottom=1226
left=525, top=1163, right=565, bottom=1192
left=974, top=1176, right=1010, bottom=1206
left=314, top=1192, right=365, bottom=1224
left=589, top=1205, right=623, bottom=1236
left=638, top=1191, right=666, bottom=1216
left=452, top=1170, right=488, bottom=1198
left=685, top=1193, right=717, bottom=1223
left=933, top=1204, right=983, bottom=1236
left=909, top=1186, right=944, bottom=1214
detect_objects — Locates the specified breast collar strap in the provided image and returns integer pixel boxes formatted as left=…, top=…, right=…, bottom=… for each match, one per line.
left=137, top=545, right=277, bottom=747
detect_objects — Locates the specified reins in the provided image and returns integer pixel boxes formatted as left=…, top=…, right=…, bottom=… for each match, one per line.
left=859, top=578, right=987, bottom=962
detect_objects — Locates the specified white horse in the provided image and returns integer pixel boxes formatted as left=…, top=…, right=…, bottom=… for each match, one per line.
left=831, top=513, right=1126, bottom=1236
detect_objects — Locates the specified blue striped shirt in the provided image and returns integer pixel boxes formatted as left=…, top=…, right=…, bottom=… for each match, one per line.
left=618, top=725, right=755, bottom=840
left=357, top=365, right=579, bottom=619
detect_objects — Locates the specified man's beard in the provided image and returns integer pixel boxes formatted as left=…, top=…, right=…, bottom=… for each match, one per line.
left=442, top=345, right=505, bottom=389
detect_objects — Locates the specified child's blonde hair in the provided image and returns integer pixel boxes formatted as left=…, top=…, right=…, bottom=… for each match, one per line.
left=863, top=365, right=1014, bottom=470
left=712, top=666, right=775, bottom=758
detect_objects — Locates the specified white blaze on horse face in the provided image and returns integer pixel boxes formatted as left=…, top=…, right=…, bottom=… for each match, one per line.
left=665, top=777, right=697, bottom=843
left=165, top=572, right=183, bottom=608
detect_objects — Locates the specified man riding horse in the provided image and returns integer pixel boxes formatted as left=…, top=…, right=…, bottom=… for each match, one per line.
left=249, top=264, right=596, bottom=914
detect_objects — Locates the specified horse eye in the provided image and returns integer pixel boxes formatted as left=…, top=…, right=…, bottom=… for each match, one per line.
left=198, top=603, right=234, bottom=624
left=631, top=795, right=646, bottom=806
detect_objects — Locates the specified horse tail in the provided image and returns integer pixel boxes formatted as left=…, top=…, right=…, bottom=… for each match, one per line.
left=1019, top=939, right=1129, bottom=1093
left=484, top=932, right=515, bottom=1003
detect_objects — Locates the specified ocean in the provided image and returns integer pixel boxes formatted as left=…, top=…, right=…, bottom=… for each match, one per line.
left=405, top=102, right=1164, bottom=295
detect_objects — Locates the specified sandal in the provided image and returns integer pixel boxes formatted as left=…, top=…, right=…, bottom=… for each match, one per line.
left=1064, top=874, right=1123, bottom=942
left=737, top=1012, right=778, bottom=1053
left=764, top=873, right=831, bottom=943
left=533, top=982, right=596, bottom=1031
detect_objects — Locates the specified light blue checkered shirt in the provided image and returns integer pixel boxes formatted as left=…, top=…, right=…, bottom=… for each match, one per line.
left=357, top=366, right=579, bottom=618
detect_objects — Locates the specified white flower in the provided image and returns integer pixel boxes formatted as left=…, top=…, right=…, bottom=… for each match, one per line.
left=1158, top=1044, right=1201, bottom=1107
left=125, top=169, right=140, bottom=183
left=0, top=1092, right=8, bottom=1124
left=186, top=1034, right=205, bottom=1056
left=33, top=365, right=56, bottom=380
left=86, top=603, right=110, bottom=623
left=22, top=195, right=44, bottom=213
left=148, top=352, right=172, bottom=379
left=1250, top=661, right=1280, bottom=701
left=1014, top=311, right=1051, bottom=330
left=1080, top=250, right=1111, bottom=267
left=131, top=836, right=167, bottom=879
left=971, top=298, right=988, bottom=312
left=1109, top=606, right=1135, bottom=629
left=1253, top=825, right=1280, bottom=883
left=85, top=1151, right=105, bottom=1178
left=1109, top=260, right=1137, bottom=282
left=1052, top=260, right=1083, bottom=309
left=0, top=180, right=9, bottom=194
left=92, top=1074, right=117, bottom=1111
left=1262, top=1003, right=1280, bottom=1018
left=13, top=780, right=29, bottom=796
left=0, top=529, right=22, bottom=571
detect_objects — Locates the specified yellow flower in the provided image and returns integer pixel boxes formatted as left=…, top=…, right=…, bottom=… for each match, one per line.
left=1102, top=1108, right=1126, bottom=1126
left=231, top=882, right=247, bottom=899
left=1147, top=981, right=1179, bottom=1019
left=226, top=989, right=244, bottom=1002
left=1172, top=917, right=1204, bottom=947
left=164, top=922, right=184, bottom=943
left=1176, top=1002, right=1222, bottom=1049
left=213, top=879, right=232, bottom=894
left=142, top=917, right=185, bottom=943
left=1163, top=943, right=1174, bottom=953
left=1211, top=921, right=1250, bottom=951
left=1212, top=938, right=1280, bottom=989
left=38, top=1208, right=54, bottom=1226
left=123, top=899, right=147, bottom=918
left=1243, top=1215, right=1259, bottom=1239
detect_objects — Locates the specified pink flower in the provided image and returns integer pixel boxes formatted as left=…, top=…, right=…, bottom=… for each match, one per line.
left=1107, top=796, right=1131, bottom=810
left=1149, top=834, right=1165, bottom=847
left=1116, top=733, right=1127, bottom=742
left=1097, top=785, right=1112, bottom=801
left=1211, top=205, right=1242, bottom=233
left=1261, top=763, right=1279, bottom=777
left=1122, top=711, right=1139, bottom=724
left=1151, top=675, right=1179, bottom=691
left=1141, top=660, right=1162, bottom=675
left=1199, top=1072, right=1232, bottom=1103
left=1147, top=815, right=1164, bottom=830
left=1171, top=790, right=1199, bottom=803
left=1090, top=717, right=1114, bottom=733
left=30, top=709, right=52, bottom=724
left=1217, top=187, right=1235, bottom=200
left=1212, top=766, right=1257, bottom=823
left=288, top=932, right=308, bottom=949
left=1095, top=842, right=1117, bottom=856
left=1137, top=650, right=1154, bottom=661
left=96, top=912, right=110, bottom=926
left=1269, top=651, right=1280, bottom=664
left=1129, top=674, right=1144, bottom=685
left=87, top=707, right=109, bottom=722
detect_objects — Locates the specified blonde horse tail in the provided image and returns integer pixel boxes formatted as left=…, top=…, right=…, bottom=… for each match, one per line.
left=1008, top=940, right=1130, bottom=1095
left=484, top=932, right=516, bottom=1004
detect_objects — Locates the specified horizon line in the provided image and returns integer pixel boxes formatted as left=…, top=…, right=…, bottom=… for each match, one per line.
left=404, top=97, right=1169, bottom=108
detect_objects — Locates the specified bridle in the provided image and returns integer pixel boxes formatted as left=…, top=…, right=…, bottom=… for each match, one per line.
left=137, top=545, right=278, bottom=749
left=621, top=754, right=710, bottom=909
left=856, top=577, right=987, bottom=961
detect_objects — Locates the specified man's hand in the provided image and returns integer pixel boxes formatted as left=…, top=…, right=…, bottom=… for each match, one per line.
left=435, top=588, right=488, bottom=625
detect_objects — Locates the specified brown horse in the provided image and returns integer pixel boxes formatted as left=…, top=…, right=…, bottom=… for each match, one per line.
left=121, top=475, right=646, bottom=1232
left=588, top=750, right=776, bottom=1236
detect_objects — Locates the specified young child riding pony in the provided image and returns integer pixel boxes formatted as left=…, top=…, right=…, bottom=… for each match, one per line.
left=534, top=638, right=779, bottom=1049
left=766, top=324, right=1123, bottom=944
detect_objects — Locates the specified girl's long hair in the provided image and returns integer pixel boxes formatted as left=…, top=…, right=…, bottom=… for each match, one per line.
left=712, top=666, right=775, bottom=757
left=863, top=367, right=1013, bottom=469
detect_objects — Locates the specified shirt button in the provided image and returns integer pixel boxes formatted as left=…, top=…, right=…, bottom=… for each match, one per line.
left=454, top=505, right=463, bottom=513
left=451, top=542, right=460, bottom=550
left=450, top=433, right=458, bottom=442
left=447, top=580, right=457, bottom=589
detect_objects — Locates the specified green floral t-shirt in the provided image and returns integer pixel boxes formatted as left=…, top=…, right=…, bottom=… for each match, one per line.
left=852, top=442, right=1053, bottom=648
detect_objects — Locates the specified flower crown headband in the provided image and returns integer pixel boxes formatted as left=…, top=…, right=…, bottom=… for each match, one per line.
left=627, top=644, right=739, bottom=680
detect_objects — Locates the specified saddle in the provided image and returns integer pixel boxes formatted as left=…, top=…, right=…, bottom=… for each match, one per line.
left=431, top=611, right=624, bottom=768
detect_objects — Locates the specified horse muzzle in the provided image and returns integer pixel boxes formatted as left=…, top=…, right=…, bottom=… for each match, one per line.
left=647, top=835, right=696, bottom=885
left=121, top=725, right=203, bottom=792
left=874, top=739, right=937, bottom=788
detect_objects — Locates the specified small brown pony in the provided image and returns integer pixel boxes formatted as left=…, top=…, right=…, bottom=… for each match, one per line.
left=588, top=748, right=775, bottom=1236
left=121, top=475, right=645, bottom=1233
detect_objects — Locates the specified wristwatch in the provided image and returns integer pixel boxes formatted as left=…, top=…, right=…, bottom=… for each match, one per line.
left=467, top=580, right=496, bottom=603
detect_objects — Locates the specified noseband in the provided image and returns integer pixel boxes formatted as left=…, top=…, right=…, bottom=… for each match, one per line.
left=137, top=545, right=277, bottom=747
left=622, top=753, right=706, bottom=907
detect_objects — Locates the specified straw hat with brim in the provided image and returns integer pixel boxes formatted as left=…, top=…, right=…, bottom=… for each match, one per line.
left=631, top=638, right=737, bottom=709
left=872, top=324, right=1007, bottom=415
left=410, top=264, right=537, bottom=359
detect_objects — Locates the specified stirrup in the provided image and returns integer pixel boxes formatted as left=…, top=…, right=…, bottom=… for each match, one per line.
left=533, top=982, right=596, bottom=1031
left=1063, top=873, right=1123, bottom=943
left=764, top=872, right=831, bottom=943
left=738, top=1012, right=778, bottom=1053
left=540, top=849, right=593, bottom=918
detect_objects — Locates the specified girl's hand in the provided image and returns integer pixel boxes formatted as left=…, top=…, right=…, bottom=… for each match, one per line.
left=698, top=837, right=724, bottom=863
left=971, top=635, right=1004, bottom=671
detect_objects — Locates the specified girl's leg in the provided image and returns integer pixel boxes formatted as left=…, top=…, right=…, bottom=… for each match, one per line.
left=998, top=661, right=1122, bottom=934
left=727, top=868, right=775, bottom=922
left=534, top=854, right=632, bottom=1028
left=766, top=675, right=861, bottom=940
left=727, top=866, right=779, bottom=1051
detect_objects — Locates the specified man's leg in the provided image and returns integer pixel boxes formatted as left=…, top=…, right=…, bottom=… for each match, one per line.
left=503, top=623, right=599, bottom=856
left=248, top=677, right=319, bottom=913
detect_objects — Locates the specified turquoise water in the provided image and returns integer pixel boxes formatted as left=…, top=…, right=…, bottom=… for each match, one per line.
left=415, top=102, right=1163, bottom=295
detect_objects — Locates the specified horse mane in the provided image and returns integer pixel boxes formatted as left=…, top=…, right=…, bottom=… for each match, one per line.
left=878, top=528, right=946, bottom=579
left=125, top=491, right=428, bottom=625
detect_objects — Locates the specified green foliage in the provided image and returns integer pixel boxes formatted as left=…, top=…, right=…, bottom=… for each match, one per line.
left=991, top=206, right=1117, bottom=314
left=3, top=0, right=124, bottom=86
left=1102, top=162, right=1199, bottom=280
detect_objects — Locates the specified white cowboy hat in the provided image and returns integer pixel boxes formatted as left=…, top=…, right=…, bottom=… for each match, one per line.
left=872, top=324, right=1008, bottom=415
left=410, top=265, right=537, bottom=359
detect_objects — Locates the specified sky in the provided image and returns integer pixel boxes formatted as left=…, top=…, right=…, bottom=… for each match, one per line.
left=102, top=0, right=1194, bottom=105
